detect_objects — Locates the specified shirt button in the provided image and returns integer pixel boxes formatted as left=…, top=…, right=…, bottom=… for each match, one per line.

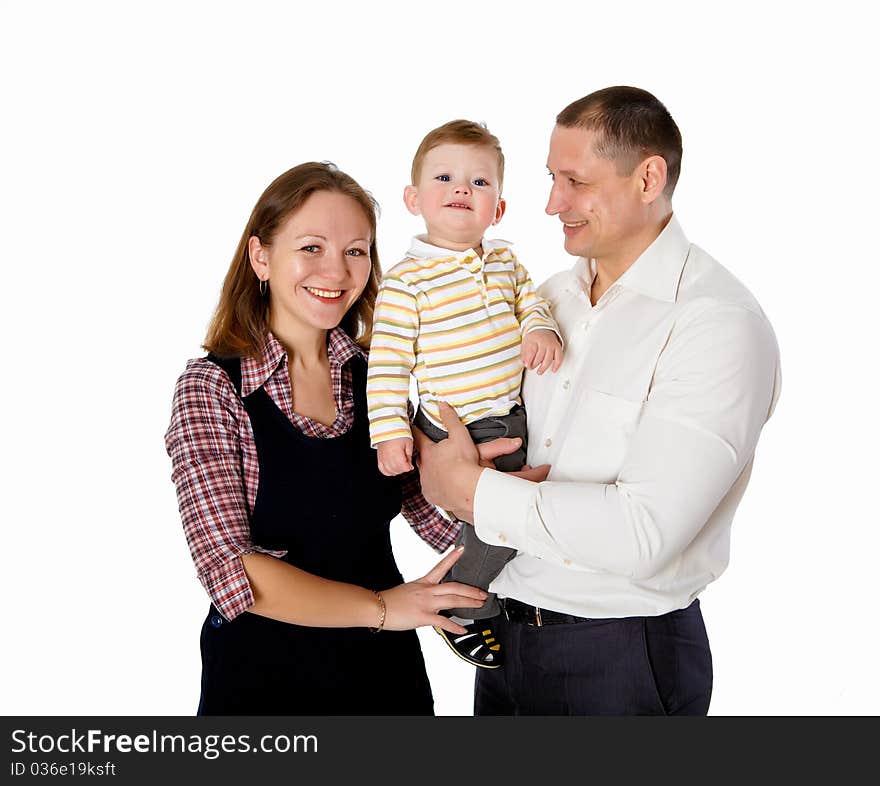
left=582, top=322, right=590, bottom=331
left=562, top=379, right=570, bottom=390
left=210, top=615, right=223, bottom=628
left=564, top=559, right=572, bottom=567
left=544, top=438, right=552, bottom=447
left=498, top=533, right=508, bottom=543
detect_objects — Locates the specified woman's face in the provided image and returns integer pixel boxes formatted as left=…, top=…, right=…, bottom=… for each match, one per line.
left=252, top=190, right=373, bottom=339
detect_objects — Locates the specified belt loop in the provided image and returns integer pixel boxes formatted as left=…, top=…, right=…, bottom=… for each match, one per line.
left=535, top=606, right=543, bottom=627
left=502, top=598, right=510, bottom=622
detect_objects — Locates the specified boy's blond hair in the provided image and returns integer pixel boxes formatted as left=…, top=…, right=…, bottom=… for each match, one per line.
left=410, top=119, right=505, bottom=192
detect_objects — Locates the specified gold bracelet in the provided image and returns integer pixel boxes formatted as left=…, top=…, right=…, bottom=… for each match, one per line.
left=368, top=590, right=386, bottom=633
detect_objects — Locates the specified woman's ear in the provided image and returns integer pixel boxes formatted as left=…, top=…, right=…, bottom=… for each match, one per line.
left=248, top=236, right=269, bottom=282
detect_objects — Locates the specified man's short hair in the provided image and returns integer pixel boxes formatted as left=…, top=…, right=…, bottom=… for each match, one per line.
left=411, top=119, right=505, bottom=192
left=556, top=86, right=682, bottom=197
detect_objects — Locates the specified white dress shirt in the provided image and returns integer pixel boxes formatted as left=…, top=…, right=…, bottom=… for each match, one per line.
left=473, top=216, right=781, bottom=618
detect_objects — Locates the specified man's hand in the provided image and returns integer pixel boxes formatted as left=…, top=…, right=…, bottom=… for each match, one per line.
left=377, top=437, right=414, bottom=476
left=414, top=402, right=550, bottom=523
left=521, top=329, right=563, bottom=374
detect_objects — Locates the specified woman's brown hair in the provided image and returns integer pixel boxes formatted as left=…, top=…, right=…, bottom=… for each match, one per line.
left=203, top=162, right=382, bottom=358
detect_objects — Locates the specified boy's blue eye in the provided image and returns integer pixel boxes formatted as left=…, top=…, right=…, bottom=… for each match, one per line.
left=473, top=178, right=488, bottom=187
left=436, top=174, right=450, bottom=182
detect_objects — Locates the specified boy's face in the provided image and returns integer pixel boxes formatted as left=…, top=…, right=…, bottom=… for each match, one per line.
left=404, top=143, right=505, bottom=251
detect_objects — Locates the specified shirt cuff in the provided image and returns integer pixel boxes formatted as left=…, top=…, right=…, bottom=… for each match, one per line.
left=199, top=556, right=256, bottom=622
left=473, top=468, right=535, bottom=551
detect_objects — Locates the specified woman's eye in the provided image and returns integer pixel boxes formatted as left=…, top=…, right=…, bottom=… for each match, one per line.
left=436, top=174, right=450, bottom=182
left=473, top=178, right=488, bottom=187
left=346, top=248, right=369, bottom=257
left=301, top=244, right=320, bottom=253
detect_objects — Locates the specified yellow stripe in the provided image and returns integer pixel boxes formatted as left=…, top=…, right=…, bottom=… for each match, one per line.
left=419, top=304, right=488, bottom=327
left=432, top=369, right=522, bottom=398
left=420, top=328, right=518, bottom=355
left=425, top=289, right=484, bottom=312
left=370, top=414, right=407, bottom=426
left=394, top=256, right=458, bottom=276
left=425, top=355, right=520, bottom=384
left=373, top=429, right=412, bottom=441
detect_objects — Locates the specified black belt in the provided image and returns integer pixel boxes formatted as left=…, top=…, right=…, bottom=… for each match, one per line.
left=500, top=597, right=592, bottom=626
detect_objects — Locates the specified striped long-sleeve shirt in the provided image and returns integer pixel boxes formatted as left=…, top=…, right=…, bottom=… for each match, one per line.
left=367, top=236, right=560, bottom=446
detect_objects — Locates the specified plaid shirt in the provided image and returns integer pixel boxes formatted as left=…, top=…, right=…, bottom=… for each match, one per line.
left=165, top=327, right=459, bottom=621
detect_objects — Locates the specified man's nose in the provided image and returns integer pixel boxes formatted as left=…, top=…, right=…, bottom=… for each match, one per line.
left=545, top=181, right=565, bottom=215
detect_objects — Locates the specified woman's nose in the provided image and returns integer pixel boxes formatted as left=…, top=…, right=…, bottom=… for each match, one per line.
left=321, top=251, right=349, bottom=280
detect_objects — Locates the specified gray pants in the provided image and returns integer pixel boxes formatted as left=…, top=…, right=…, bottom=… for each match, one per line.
left=413, top=405, right=527, bottom=619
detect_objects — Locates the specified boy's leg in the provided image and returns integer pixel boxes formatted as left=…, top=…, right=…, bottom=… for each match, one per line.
left=443, top=526, right=515, bottom=618
left=413, top=406, right=528, bottom=667
left=418, top=406, right=528, bottom=617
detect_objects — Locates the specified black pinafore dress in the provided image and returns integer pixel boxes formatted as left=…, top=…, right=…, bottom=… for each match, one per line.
left=197, top=354, right=434, bottom=715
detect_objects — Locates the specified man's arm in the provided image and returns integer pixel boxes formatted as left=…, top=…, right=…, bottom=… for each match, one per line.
left=420, top=304, right=780, bottom=580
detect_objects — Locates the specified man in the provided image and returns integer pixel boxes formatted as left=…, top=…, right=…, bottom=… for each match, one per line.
left=414, top=86, right=781, bottom=715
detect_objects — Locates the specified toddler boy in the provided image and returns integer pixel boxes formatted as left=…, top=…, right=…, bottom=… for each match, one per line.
left=367, top=120, right=562, bottom=668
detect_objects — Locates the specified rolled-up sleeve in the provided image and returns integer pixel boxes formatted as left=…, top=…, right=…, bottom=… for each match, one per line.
left=165, top=360, right=286, bottom=620
left=474, top=304, right=780, bottom=579
left=400, top=469, right=462, bottom=552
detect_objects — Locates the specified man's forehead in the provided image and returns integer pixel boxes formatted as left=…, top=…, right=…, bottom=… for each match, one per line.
left=547, top=126, right=603, bottom=171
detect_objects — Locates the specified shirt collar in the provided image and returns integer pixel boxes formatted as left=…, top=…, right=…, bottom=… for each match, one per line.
left=568, top=215, right=690, bottom=304
left=406, top=235, right=509, bottom=267
left=239, top=327, right=365, bottom=397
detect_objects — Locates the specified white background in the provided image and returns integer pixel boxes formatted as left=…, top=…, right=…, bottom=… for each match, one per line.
left=2, top=1, right=877, bottom=715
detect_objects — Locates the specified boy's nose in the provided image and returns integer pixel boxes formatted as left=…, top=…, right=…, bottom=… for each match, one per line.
left=453, top=181, right=471, bottom=194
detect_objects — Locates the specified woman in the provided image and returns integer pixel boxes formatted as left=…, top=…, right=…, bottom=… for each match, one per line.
left=165, top=162, right=488, bottom=715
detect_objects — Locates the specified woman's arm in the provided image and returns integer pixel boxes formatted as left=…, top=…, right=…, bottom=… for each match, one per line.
left=165, top=358, right=286, bottom=621
left=166, top=359, right=484, bottom=632
left=243, top=548, right=485, bottom=633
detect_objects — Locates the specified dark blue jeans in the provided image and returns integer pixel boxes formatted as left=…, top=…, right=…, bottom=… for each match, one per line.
left=474, top=599, right=713, bottom=715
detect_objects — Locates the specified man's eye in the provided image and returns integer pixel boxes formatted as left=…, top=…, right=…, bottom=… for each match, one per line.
left=436, top=174, right=450, bottom=182
left=473, top=178, right=488, bottom=187
left=547, top=172, right=555, bottom=181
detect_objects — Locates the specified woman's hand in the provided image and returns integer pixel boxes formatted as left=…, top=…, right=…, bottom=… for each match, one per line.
left=380, top=546, right=488, bottom=635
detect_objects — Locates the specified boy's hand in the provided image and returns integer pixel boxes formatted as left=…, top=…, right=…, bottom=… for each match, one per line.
left=377, top=437, right=415, bottom=476
left=521, top=329, right=563, bottom=375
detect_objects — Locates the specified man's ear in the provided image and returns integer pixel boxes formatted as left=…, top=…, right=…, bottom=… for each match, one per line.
left=492, top=197, right=507, bottom=226
left=403, top=185, right=421, bottom=216
left=641, top=156, right=668, bottom=203
left=248, top=236, right=270, bottom=281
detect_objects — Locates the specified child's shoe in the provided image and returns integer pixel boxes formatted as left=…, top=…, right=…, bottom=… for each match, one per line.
left=434, top=619, right=503, bottom=668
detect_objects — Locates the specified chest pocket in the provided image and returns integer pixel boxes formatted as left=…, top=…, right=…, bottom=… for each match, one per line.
left=552, top=387, right=644, bottom=483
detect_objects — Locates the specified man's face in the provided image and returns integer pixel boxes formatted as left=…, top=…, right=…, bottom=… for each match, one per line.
left=545, top=125, right=649, bottom=263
